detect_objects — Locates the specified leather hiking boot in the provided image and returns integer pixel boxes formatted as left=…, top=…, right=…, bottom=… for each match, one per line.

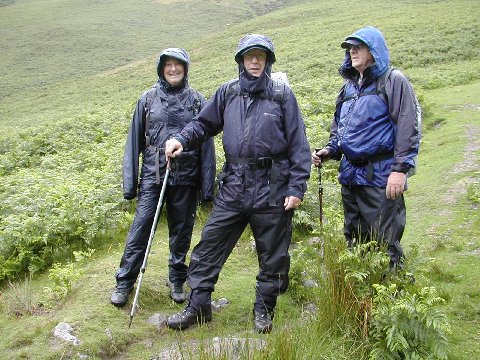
left=167, top=308, right=212, bottom=330
left=253, top=309, right=273, bottom=334
left=110, top=285, right=133, bottom=307
left=166, top=280, right=187, bottom=303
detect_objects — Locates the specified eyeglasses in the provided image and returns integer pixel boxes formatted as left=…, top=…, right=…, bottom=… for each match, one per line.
left=348, top=44, right=367, bottom=51
left=243, top=50, right=267, bottom=61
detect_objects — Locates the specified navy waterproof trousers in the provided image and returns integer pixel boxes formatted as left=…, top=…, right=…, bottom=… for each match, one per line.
left=115, top=184, right=198, bottom=288
left=341, top=185, right=406, bottom=265
left=186, top=206, right=293, bottom=314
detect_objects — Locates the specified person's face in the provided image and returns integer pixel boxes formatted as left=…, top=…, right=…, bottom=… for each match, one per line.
left=349, top=44, right=374, bottom=74
left=243, top=48, right=267, bottom=77
left=163, top=57, right=185, bottom=86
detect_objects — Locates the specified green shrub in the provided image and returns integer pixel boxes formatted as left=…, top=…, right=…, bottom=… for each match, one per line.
left=0, top=112, right=128, bottom=282
left=288, top=239, right=323, bottom=303
left=306, top=234, right=387, bottom=335
left=45, top=250, right=94, bottom=299
left=369, top=285, right=450, bottom=360
left=297, top=230, right=451, bottom=359
left=46, top=262, right=79, bottom=299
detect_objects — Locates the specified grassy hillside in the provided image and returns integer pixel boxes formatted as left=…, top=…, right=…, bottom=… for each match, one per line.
left=3, top=0, right=479, bottom=278
left=1, top=0, right=309, bottom=96
left=2, top=0, right=479, bottom=130
left=0, top=0, right=479, bottom=358
left=0, top=81, right=477, bottom=359
left=404, top=80, right=480, bottom=360
left=0, top=0, right=309, bottom=128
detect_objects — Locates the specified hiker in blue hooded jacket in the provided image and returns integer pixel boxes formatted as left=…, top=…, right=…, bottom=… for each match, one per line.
left=165, top=34, right=311, bottom=333
left=312, top=26, right=420, bottom=267
left=111, top=48, right=216, bottom=307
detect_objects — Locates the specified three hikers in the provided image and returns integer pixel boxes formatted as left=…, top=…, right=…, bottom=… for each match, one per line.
left=114, top=26, right=420, bottom=333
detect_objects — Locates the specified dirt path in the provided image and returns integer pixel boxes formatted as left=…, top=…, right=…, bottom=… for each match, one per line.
left=441, top=123, right=479, bottom=210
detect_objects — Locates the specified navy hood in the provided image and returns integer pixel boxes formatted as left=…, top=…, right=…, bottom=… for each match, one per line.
left=235, top=34, right=276, bottom=64
left=235, top=34, right=275, bottom=94
left=339, top=26, right=390, bottom=81
left=156, top=47, right=190, bottom=89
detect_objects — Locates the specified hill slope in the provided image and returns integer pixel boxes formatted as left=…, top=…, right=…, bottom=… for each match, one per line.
left=404, top=81, right=480, bottom=360
left=0, top=0, right=309, bottom=128
left=1, top=80, right=478, bottom=359
left=0, top=0, right=479, bottom=358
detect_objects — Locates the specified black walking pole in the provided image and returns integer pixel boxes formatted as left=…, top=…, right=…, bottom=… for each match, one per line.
left=315, top=149, right=323, bottom=225
left=128, top=166, right=170, bottom=328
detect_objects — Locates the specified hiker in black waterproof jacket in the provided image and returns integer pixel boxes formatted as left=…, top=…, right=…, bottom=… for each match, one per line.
left=164, top=34, right=311, bottom=333
left=111, top=48, right=216, bottom=307
left=312, top=26, right=421, bottom=267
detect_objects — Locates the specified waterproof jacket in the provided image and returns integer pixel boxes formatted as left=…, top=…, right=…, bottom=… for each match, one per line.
left=123, top=80, right=216, bottom=200
left=326, top=26, right=420, bottom=187
left=175, top=71, right=311, bottom=213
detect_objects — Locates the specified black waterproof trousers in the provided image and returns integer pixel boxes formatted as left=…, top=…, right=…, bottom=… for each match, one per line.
left=185, top=206, right=293, bottom=314
left=115, top=184, right=198, bottom=288
left=341, top=185, right=406, bottom=265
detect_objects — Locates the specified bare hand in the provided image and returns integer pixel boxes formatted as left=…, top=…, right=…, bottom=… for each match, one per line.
left=284, top=196, right=301, bottom=211
left=165, top=139, right=183, bottom=160
left=312, top=148, right=329, bottom=167
left=386, top=172, right=407, bottom=200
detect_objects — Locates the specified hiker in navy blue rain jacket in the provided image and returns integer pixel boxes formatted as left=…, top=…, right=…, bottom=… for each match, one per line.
left=165, top=34, right=311, bottom=333
left=111, top=48, right=216, bottom=307
left=312, top=26, right=420, bottom=267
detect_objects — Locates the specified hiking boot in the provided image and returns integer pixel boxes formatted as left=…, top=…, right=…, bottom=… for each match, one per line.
left=253, top=309, right=273, bottom=334
left=166, top=280, right=187, bottom=303
left=110, top=285, right=133, bottom=307
left=167, top=307, right=212, bottom=330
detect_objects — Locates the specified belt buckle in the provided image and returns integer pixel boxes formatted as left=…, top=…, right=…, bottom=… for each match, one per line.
left=351, top=159, right=367, bottom=167
left=256, top=157, right=272, bottom=168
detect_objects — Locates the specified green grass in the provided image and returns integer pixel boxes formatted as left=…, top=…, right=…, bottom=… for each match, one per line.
left=0, top=0, right=314, bottom=129
left=403, top=81, right=480, bottom=360
left=1, top=0, right=309, bottom=98
left=1, top=0, right=480, bottom=358
left=0, top=225, right=302, bottom=359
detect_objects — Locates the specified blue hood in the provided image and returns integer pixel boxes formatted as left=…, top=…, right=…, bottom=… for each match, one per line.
left=339, top=26, right=390, bottom=80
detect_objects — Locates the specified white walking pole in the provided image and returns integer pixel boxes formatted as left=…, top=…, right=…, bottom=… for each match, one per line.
left=128, top=167, right=170, bottom=328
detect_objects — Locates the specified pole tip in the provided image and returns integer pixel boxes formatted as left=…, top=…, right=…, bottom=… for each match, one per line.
left=128, top=316, right=133, bottom=328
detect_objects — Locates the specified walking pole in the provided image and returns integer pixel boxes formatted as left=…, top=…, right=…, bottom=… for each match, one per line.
left=128, top=165, right=171, bottom=328
left=315, top=149, right=323, bottom=225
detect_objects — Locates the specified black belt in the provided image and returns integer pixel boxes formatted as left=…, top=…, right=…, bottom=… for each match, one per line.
left=348, top=152, right=394, bottom=181
left=225, top=154, right=287, bottom=206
